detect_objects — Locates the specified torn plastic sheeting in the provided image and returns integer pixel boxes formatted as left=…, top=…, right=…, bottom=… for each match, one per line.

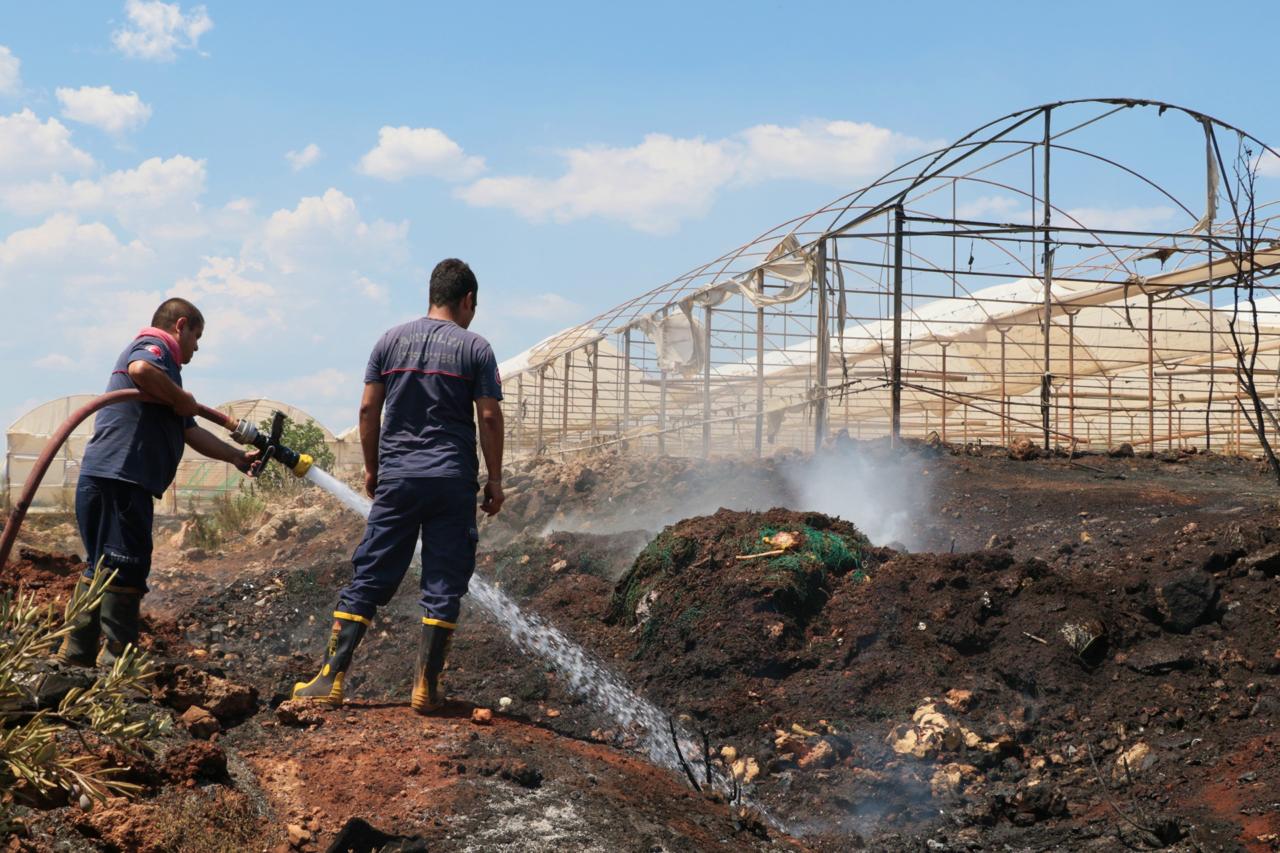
left=636, top=303, right=706, bottom=377
left=726, top=233, right=817, bottom=307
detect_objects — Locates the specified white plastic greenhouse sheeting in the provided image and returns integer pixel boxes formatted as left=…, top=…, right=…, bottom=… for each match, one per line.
left=3, top=397, right=362, bottom=511
left=498, top=265, right=1280, bottom=454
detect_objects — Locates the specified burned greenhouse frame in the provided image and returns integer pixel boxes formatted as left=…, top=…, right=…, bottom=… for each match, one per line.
left=498, top=100, right=1280, bottom=464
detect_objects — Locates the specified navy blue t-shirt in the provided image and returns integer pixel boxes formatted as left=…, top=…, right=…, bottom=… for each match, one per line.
left=365, top=317, right=502, bottom=480
left=79, top=333, right=195, bottom=498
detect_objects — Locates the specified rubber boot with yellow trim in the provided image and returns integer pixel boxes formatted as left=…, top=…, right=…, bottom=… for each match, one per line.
left=56, top=580, right=102, bottom=667
left=96, top=586, right=144, bottom=667
left=292, top=613, right=368, bottom=705
left=411, top=618, right=455, bottom=715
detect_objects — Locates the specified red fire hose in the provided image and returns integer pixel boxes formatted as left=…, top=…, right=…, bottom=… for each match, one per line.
left=0, top=389, right=234, bottom=571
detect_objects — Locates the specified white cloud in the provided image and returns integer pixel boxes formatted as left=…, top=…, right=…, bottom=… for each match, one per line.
left=0, top=46, right=20, bottom=96
left=112, top=0, right=213, bottom=62
left=1258, top=151, right=1280, bottom=179
left=57, top=85, right=152, bottom=134
left=0, top=214, right=153, bottom=287
left=460, top=134, right=737, bottom=234
left=286, top=143, right=322, bottom=172
left=33, top=353, right=77, bottom=370
left=169, top=256, right=280, bottom=342
left=503, top=292, right=580, bottom=321
left=174, top=255, right=274, bottom=301
left=259, top=188, right=408, bottom=274
left=267, top=368, right=359, bottom=401
left=0, top=109, right=95, bottom=179
left=54, top=287, right=169, bottom=357
left=738, top=120, right=928, bottom=183
left=947, top=196, right=1179, bottom=234
left=357, top=126, right=485, bottom=182
left=355, top=275, right=388, bottom=303
left=458, top=119, right=933, bottom=233
left=1063, top=206, right=1178, bottom=233
left=1, top=155, right=207, bottom=238
left=955, top=195, right=1025, bottom=222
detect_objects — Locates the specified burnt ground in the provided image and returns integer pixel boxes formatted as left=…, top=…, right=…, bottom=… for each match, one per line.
left=5, top=441, right=1280, bottom=851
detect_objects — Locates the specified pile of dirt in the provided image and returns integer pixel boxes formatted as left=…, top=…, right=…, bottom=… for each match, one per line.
left=476, top=504, right=1280, bottom=849
left=0, top=546, right=84, bottom=603
left=607, top=509, right=886, bottom=682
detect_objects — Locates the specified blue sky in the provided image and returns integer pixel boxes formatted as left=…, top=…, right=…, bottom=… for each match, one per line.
left=2, top=1, right=1278, bottom=445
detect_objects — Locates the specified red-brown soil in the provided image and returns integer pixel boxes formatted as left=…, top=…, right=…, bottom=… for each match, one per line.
left=6, top=443, right=1280, bottom=851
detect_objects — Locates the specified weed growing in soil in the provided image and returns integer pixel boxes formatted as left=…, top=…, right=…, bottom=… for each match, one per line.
left=0, top=570, right=166, bottom=832
left=151, top=788, right=262, bottom=853
left=186, top=489, right=264, bottom=550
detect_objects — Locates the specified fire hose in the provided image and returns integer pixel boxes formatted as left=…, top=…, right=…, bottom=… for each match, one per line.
left=0, top=389, right=313, bottom=571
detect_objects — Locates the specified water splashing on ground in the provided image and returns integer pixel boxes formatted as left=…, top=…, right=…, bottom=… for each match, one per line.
left=302, top=467, right=757, bottom=811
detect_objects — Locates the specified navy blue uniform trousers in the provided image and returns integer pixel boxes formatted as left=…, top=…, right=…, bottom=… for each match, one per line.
left=337, top=477, right=478, bottom=624
left=75, top=474, right=154, bottom=591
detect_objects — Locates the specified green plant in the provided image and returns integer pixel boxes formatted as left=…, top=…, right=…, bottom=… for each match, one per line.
left=254, top=417, right=335, bottom=493
left=185, top=488, right=265, bottom=550
left=0, top=568, right=168, bottom=832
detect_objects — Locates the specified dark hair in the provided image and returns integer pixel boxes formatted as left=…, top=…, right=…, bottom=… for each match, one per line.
left=429, top=258, right=478, bottom=308
left=151, top=297, right=204, bottom=331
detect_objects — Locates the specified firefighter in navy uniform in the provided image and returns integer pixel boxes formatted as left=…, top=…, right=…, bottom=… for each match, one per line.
left=293, top=258, right=505, bottom=711
left=58, top=298, right=257, bottom=666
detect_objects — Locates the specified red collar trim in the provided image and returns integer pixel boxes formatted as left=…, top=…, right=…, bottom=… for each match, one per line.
left=136, top=327, right=183, bottom=368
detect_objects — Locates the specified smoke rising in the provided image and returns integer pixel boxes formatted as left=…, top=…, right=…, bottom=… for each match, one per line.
left=548, top=444, right=930, bottom=551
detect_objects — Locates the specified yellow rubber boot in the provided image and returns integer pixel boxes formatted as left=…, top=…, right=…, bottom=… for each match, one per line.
left=292, top=613, right=368, bottom=705
left=411, top=618, right=455, bottom=715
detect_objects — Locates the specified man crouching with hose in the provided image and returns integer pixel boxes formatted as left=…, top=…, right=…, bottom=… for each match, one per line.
left=293, top=258, right=505, bottom=712
left=59, top=298, right=258, bottom=666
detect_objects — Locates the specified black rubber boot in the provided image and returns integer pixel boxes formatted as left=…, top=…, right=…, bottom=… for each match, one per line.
left=411, top=619, right=455, bottom=715
left=96, top=587, right=143, bottom=667
left=292, top=614, right=368, bottom=705
left=56, top=581, right=102, bottom=667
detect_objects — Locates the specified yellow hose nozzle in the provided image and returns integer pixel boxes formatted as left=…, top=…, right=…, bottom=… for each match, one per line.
left=293, top=453, right=314, bottom=478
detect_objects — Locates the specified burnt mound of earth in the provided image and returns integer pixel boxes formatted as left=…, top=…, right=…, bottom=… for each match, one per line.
left=608, top=508, right=886, bottom=680
left=471, top=506, right=1280, bottom=849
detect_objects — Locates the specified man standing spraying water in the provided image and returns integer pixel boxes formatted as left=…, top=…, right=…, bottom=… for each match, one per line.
left=294, top=258, right=505, bottom=711
left=59, top=298, right=258, bottom=666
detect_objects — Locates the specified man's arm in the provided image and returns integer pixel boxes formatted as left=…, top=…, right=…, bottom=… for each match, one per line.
left=359, top=382, right=386, bottom=497
left=185, top=426, right=255, bottom=473
left=475, top=397, right=504, bottom=516
left=128, top=360, right=198, bottom=417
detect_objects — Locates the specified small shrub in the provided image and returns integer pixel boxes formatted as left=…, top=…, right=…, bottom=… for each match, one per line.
left=151, top=788, right=263, bottom=853
left=185, top=488, right=264, bottom=550
left=254, top=418, right=335, bottom=494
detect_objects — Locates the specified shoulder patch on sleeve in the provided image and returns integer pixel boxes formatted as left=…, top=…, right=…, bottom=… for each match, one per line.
left=146, top=344, right=163, bottom=358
